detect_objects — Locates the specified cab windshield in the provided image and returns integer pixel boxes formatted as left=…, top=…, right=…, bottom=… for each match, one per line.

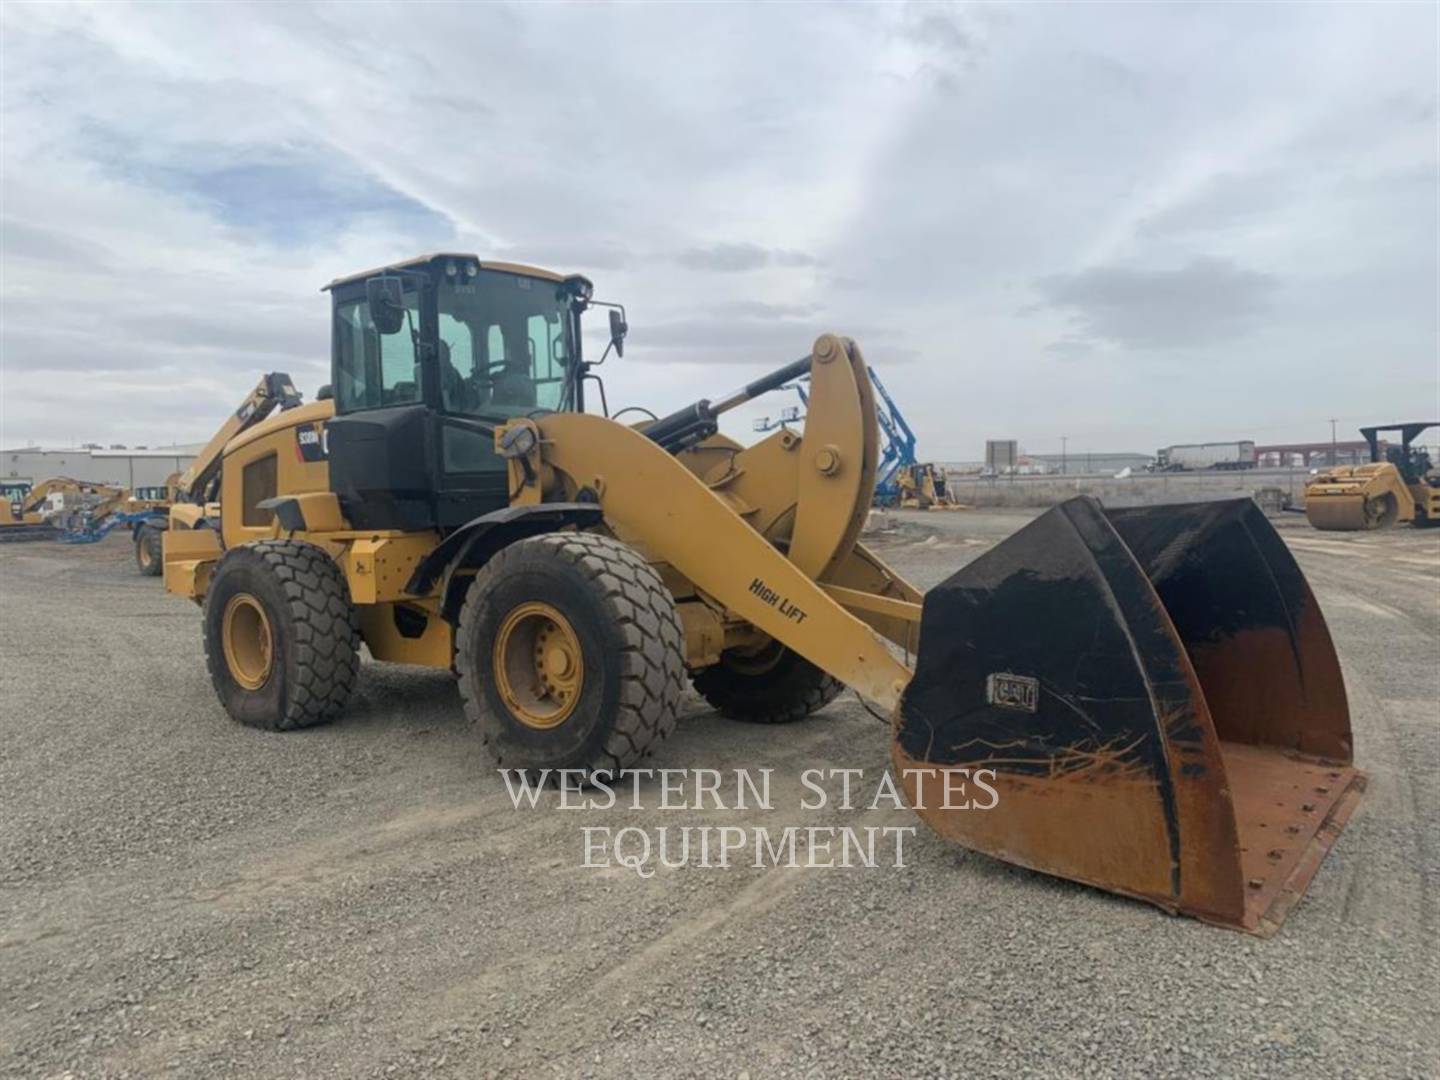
left=436, top=269, right=575, bottom=419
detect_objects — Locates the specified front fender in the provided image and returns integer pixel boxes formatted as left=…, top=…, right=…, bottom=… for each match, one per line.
left=405, top=502, right=603, bottom=618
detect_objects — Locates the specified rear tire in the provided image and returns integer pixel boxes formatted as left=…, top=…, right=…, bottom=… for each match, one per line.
left=692, top=641, right=843, bottom=724
left=455, top=532, right=684, bottom=773
left=135, top=525, right=163, bottom=576
left=203, top=540, right=360, bottom=731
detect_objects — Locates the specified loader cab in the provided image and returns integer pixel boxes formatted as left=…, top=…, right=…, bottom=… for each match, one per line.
left=2, top=481, right=30, bottom=516
left=324, top=255, right=593, bottom=532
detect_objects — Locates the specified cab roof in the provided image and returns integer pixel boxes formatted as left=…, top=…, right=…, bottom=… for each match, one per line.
left=323, top=253, right=569, bottom=291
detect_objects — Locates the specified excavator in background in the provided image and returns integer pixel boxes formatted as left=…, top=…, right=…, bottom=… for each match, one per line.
left=0, top=379, right=300, bottom=561
left=162, top=253, right=1364, bottom=935
left=1305, top=421, right=1440, bottom=531
left=0, top=481, right=39, bottom=533
left=60, top=472, right=182, bottom=559
left=0, top=478, right=126, bottom=542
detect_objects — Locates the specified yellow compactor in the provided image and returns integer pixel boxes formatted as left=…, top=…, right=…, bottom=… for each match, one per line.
left=1306, top=422, right=1440, bottom=531
left=162, top=254, right=1366, bottom=934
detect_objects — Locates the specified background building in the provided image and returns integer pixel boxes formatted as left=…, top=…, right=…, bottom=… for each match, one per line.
left=2, top=445, right=202, bottom=488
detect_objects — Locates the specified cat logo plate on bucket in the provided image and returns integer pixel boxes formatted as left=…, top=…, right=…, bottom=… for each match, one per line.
left=986, top=673, right=1039, bottom=712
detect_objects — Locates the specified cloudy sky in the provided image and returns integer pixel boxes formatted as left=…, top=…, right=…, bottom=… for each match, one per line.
left=1, top=1, right=1436, bottom=459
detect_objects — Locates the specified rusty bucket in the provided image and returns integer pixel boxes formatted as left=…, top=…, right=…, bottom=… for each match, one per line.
left=893, top=496, right=1365, bottom=934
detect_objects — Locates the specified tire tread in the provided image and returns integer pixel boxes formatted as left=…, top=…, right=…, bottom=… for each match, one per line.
left=454, top=531, right=685, bottom=772
left=203, top=540, right=360, bottom=730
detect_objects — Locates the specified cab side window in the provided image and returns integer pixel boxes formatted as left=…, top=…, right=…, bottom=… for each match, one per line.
left=334, top=286, right=421, bottom=412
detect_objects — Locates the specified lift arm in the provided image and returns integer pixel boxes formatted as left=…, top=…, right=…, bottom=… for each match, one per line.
left=175, top=373, right=302, bottom=503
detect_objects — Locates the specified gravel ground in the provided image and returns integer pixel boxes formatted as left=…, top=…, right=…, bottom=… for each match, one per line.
left=1, top=509, right=1436, bottom=1078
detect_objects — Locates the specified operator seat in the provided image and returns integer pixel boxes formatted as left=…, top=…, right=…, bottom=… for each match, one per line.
left=491, top=357, right=536, bottom=408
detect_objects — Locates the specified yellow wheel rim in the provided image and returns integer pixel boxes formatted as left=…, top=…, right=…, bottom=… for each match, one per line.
left=493, top=601, right=584, bottom=730
left=223, top=593, right=274, bottom=691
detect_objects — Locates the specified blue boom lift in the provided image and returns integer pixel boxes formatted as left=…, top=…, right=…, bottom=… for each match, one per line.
left=755, top=366, right=923, bottom=507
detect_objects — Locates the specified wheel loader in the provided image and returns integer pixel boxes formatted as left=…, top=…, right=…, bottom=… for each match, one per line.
left=163, top=253, right=1364, bottom=934
left=1305, top=421, right=1440, bottom=530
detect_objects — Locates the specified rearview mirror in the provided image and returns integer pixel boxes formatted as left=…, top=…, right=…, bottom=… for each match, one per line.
left=608, top=308, right=628, bottom=358
left=366, top=276, right=408, bottom=335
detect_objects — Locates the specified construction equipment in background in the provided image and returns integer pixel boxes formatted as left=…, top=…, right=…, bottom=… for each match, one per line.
left=1305, top=421, right=1440, bottom=531
left=895, top=462, right=964, bottom=510
left=133, top=376, right=303, bottom=575
left=0, top=481, right=40, bottom=535
left=162, top=253, right=1364, bottom=935
left=122, top=475, right=180, bottom=575
left=57, top=474, right=185, bottom=575
left=864, top=367, right=919, bottom=506
left=0, top=478, right=125, bottom=542
left=787, top=366, right=960, bottom=509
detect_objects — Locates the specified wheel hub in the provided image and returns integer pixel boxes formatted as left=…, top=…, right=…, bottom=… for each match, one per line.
left=494, top=601, right=584, bottom=729
left=222, top=592, right=274, bottom=691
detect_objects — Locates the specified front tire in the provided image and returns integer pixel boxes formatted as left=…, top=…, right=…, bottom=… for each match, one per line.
left=203, top=540, right=360, bottom=731
left=135, top=525, right=163, bottom=576
left=692, top=641, right=843, bottom=724
left=455, top=532, right=685, bottom=773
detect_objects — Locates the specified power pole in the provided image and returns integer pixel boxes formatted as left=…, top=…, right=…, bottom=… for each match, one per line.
left=1061, top=435, right=1068, bottom=476
left=1329, top=418, right=1338, bottom=465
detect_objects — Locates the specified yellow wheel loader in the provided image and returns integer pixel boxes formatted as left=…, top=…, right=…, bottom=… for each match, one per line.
left=125, top=476, right=179, bottom=576
left=164, top=254, right=1364, bottom=934
left=1305, top=422, right=1440, bottom=531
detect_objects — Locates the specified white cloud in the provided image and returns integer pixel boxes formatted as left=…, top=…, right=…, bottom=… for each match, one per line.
left=0, top=0, right=1435, bottom=457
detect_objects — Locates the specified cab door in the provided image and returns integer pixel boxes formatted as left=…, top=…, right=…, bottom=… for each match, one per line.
left=433, top=312, right=510, bottom=528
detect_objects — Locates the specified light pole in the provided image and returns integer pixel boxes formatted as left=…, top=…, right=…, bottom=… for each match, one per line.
left=1329, top=418, right=1338, bottom=466
left=1060, top=435, right=1068, bottom=476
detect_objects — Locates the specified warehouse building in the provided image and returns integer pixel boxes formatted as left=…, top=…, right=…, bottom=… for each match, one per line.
left=2, top=445, right=201, bottom=489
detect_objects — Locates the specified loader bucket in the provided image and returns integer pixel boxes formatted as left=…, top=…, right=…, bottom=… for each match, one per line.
left=893, top=497, right=1366, bottom=934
